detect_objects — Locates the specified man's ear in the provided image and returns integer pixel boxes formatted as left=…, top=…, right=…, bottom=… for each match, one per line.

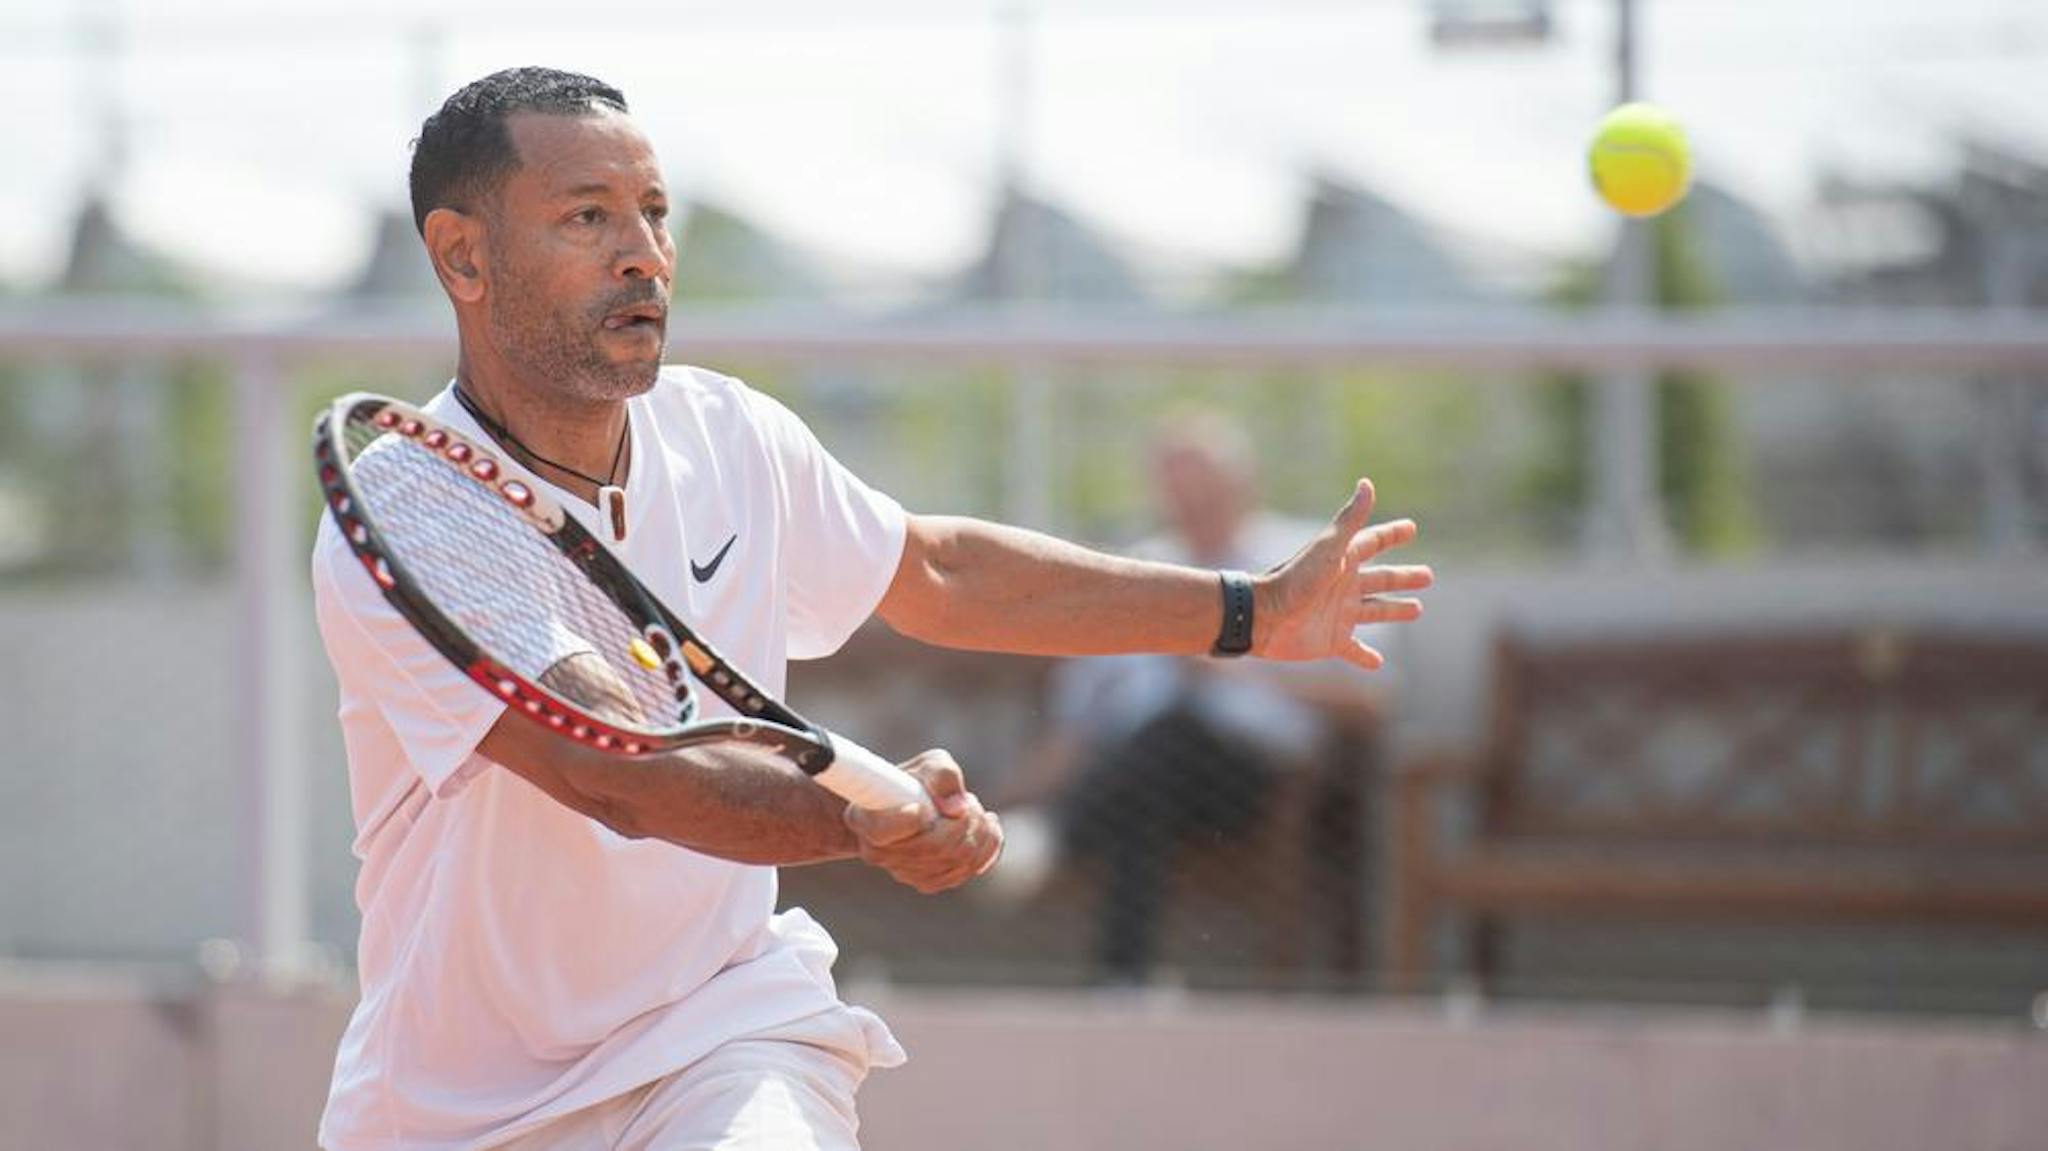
left=422, top=207, right=487, bottom=304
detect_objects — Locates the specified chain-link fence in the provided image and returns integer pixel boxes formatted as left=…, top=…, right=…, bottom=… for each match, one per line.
left=3, top=307, right=2046, bottom=1018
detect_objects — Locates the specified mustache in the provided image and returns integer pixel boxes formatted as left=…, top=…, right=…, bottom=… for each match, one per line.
left=595, top=286, right=669, bottom=318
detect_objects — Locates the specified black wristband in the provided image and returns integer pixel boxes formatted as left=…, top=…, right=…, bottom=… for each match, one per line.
left=1212, top=569, right=1255, bottom=657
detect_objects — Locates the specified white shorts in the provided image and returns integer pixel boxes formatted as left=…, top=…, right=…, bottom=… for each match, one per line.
left=493, top=1024, right=870, bottom=1151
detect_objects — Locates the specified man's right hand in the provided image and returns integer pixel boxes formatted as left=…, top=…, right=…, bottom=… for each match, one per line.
left=844, top=750, right=1004, bottom=894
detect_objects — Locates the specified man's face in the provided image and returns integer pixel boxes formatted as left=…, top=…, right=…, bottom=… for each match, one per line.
left=480, top=107, right=674, bottom=402
left=1152, top=438, right=1250, bottom=560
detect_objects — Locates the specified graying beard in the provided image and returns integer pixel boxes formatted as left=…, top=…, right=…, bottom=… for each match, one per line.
left=488, top=302, right=661, bottom=401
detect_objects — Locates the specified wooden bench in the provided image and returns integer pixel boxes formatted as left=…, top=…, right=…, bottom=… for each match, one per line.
left=1384, top=629, right=2048, bottom=993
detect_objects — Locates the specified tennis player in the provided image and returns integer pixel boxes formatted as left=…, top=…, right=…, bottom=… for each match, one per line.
left=311, top=67, right=1433, bottom=1151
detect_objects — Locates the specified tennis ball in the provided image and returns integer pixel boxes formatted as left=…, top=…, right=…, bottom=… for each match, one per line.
left=1588, top=103, right=1691, bottom=218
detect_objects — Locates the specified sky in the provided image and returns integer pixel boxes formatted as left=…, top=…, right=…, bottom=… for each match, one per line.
left=2, top=0, right=2046, bottom=299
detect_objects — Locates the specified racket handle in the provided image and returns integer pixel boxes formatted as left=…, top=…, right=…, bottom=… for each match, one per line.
left=817, top=732, right=934, bottom=814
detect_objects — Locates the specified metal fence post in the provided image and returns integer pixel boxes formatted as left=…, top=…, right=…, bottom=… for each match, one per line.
left=231, top=353, right=308, bottom=981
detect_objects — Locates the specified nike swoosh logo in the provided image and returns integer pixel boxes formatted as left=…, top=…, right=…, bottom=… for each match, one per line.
left=690, top=533, right=738, bottom=583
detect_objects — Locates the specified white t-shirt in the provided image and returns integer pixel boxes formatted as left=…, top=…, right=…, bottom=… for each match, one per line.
left=311, top=366, right=909, bottom=1151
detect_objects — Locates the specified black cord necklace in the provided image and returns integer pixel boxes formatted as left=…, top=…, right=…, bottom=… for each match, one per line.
left=452, top=384, right=632, bottom=542
left=452, top=384, right=628, bottom=490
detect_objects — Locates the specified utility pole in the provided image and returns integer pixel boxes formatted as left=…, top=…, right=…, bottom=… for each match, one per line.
left=995, top=3, right=1055, bottom=532
left=1584, top=0, right=1671, bottom=559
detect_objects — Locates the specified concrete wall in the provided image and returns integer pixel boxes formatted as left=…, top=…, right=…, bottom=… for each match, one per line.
left=0, top=966, right=348, bottom=1151
left=863, top=992, right=2048, bottom=1151
left=3, top=971, right=2045, bottom=1151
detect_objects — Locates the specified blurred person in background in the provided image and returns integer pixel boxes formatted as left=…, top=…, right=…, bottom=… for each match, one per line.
left=314, top=68, right=1430, bottom=1151
left=995, top=410, right=1398, bottom=984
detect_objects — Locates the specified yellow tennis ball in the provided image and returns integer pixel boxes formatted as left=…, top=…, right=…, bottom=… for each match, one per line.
left=1588, top=103, right=1691, bottom=218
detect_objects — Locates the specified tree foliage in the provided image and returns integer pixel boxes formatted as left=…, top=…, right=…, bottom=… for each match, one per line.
left=1523, top=206, right=1757, bottom=555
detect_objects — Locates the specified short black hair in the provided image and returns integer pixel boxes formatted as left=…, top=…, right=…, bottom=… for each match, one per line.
left=408, top=67, right=630, bottom=235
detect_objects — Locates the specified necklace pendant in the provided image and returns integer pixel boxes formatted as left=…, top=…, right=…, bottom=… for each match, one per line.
left=601, top=485, right=628, bottom=543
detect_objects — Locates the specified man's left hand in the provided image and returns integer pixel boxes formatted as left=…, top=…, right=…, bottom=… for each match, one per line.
left=1254, top=478, right=1432, bottom=671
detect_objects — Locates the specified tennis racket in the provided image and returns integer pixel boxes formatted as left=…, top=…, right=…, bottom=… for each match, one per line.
left=313, top=391, right=930, bottom=814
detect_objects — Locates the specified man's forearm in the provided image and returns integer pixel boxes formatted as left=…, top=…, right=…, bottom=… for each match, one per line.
left=478, top=717, right=859, bottom=865
left=879, top=515, right=1227, bottom=657
left=588, top=746, right=861, bottom=864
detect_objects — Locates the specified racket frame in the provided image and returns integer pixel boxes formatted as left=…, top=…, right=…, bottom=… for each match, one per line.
left=313, top=392, right=857, bottom=777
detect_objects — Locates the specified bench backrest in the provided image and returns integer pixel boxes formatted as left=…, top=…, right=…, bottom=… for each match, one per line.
left=1482, top=630, right=2048, bottom=849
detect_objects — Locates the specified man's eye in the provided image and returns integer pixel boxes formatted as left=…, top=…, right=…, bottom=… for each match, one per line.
left=645, top=205, right=669, bottom=223
left=572, top=208, right=604, bottom=225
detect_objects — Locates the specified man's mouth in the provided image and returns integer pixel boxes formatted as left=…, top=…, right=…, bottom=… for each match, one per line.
left=602, top=303, right=667, bottom=331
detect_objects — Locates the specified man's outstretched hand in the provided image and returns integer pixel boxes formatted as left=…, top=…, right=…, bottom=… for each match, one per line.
left=1253, top=478, right=1434, bottom=671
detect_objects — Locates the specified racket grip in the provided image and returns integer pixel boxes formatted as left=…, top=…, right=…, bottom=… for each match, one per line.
left=817, top=732, right=934, bottom=814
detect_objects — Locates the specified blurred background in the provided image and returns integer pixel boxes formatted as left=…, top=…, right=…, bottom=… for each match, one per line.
left=2, top=0, right=2046, bottom=1148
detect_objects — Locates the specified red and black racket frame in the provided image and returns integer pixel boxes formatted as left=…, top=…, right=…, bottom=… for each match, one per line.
left=312, top=393, right=844, bottom=775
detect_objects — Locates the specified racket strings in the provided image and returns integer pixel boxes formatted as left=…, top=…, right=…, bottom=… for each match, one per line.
left=343, top=418, right=681, bottom=732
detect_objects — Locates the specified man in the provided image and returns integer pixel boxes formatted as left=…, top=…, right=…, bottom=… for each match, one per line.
left=312, top=67, right=1431, bottom=1150
left=998, top=411, right=1395, bottom=981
